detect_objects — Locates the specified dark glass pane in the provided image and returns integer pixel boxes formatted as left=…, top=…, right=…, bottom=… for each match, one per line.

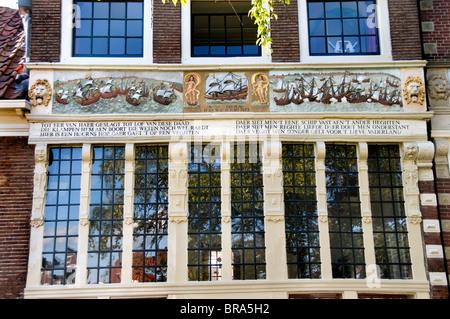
left=342, top=1, right=358, bottom=17
left=127, top=38, right=143, bottom=55
left=325, top=2, right=341, bottom=18
left=110, top=20, right=125, bottom=37
left=92, top=38, right=108, bottom=55
left=327, top=19, right=342, bottom=36
left=93, top=20, right=109, bottom=36
left=110, top=2, right=126, bottom=19
left=327, top=37, right=343, bottom=53
left=343, top=37, right=360, bottom=53
left=74, top=38, right=91, bottom=55
left=77, top=2, right=92, bottom=19
left=343, top=19, right=358, bottom=35
left=127, top=2, right=143, bottom=19
left=309, top=20, right=325, bottom=36
left=310, top=37, right=326, bottom=54
left=309, top=2, right=324, bottom=19
left=110, top=38, right=125, bottom=55
left=361, top=36, right=378, bottom=53
left=127, top=20, right=143, bottom=37
left=93, top=2, right=109, bottom=19
left=75, top=20, right=92, bottom=37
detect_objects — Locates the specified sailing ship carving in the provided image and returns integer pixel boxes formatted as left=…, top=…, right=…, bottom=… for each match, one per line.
left=54, top=75, right=180, bottom=108
left=205, top=72, right=248, bottom=101
left=272, top=72, right=403, bottom=107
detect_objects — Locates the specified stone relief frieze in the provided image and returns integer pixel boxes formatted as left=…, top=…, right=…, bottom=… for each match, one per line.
left=269, top=71, right=404, bottom=112
left=49, top=69, right=428, bottom=114
left=53, top=74, right=183, bottom=114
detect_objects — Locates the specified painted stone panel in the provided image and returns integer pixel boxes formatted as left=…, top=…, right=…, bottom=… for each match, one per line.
left=269, top=70, right=404, bottom=112
left=53, top=72, right=183, bottom=114
left=182, top=71, right=270, bottom=113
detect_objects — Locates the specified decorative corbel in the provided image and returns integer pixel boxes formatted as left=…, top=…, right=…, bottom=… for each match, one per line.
left=433, top=138, right=449, bottom=178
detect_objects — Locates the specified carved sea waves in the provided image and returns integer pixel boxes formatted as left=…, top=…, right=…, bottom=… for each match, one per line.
left=53, top=75, right=183, bottom=114
left=270, top=71, right=404, bottom=112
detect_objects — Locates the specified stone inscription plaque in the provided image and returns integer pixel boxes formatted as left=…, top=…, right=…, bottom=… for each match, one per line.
left=29, top=119, right=424, bottom=142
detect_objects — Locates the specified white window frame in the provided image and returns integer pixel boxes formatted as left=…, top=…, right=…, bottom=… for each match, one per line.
left=60, top=0, right=153, bottom=64
left=181, top=2, right=272, bottom=65
left=298, top=0, right=393, bottom=63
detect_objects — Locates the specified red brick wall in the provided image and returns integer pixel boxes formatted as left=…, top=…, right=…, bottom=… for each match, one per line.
left=0, top=137, right=34, bottom=299
left=271, top=0, right=300, bottom=63
left=388, top=0, right=423, bottom=60
left=153, top=1, right=181, bottom=64
left=29, top=0, right=61, bottom=62
left=419, top=180, right=449, bottom=299
left=420, top=0, right=450, bottom=61
left=436, top=177, right=450, bottom=297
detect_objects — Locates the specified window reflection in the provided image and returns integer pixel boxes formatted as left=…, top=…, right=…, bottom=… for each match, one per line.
left=325, top=144, right=365, bottom=279
left=87, top=146, right=124, bottom=284
left=231, top=143, right=265, bottom=280
left=133, top=145, right=169, bottom=283
left=283, top=144, right=321, bottom=279
left=188, top=144, right=222, bottom=281
left=41, top=147, right=81, bottom=285
left=368, top=145, right=411, bottom=279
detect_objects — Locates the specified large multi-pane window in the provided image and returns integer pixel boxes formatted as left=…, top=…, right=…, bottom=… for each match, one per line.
left=188, top=144, right=222, bottom=281
left=282, top=144, right=321, bottom=279
left=326, top=144, right=365, bottom=279
left=133, top=145, right=169, bottom=283
left=307, top=0, right=380, bottom=55
left=191, top=1, right=260, bottom=57
left=41, top=147, right=82, bottom=285
left=368, top=145, right=412, bottom=279
left=230, top=143, right=265, bottom=280
left=73, top=0, right=144, bottom=57
left=87, top=146, right=125, bottom=284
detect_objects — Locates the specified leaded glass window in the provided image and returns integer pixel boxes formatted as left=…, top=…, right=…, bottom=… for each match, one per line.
left=87, top=146, right=125, bottom=284
left=325, top=144, right=365, bottom=279
left=283, top=144, right=321, bottom=279
left=133, top=145, right=169, bottom=283
left=188, top=144, right=222, bottom=281
left=231, top=143, right=265, bottom=280
left=368, top=145, right=412, bottom=279
left=41, top=147, right=82, bottom=285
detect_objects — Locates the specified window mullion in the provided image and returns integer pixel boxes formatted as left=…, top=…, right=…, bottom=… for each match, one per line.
left=75, top=143, right=92, bottom=286
left=220, top=142, right=233, bottom=281
left=120, top=143, right=135, bottom=284
left=357, top=142, right=377, bottom=277
left=315, top=142, right=333, bottom=279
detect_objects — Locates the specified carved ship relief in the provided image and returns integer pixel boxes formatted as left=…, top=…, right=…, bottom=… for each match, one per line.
left=271, top=72, right=403, bottom=108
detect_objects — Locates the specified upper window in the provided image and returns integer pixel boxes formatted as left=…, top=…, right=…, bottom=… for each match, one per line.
left=307, top=0, right=379, bottom=55
left=191, top=1, right=260, bottom=57
left=73, top=0, right=144, bottom=57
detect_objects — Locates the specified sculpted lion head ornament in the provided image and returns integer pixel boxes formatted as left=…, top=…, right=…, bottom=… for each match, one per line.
left=29, top=79, right=52, bottom=107
left=428, top=75, right=450, bottom=101
left=403, top=76, right=425, bottom=105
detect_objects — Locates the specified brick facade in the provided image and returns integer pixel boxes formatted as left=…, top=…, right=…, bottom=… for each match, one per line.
left=388, top=0, right=423, bottom=60
left=271, top=0, right=300, bottom=63
left=419, top=180, right=449, bottom=299
left=29, top=0, right=61, bottom=62
left=153, top=1, right=181, bottom=64
left=0, top=137, right=35, bottom=299
left=420, top=0, right=450, bottom=61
